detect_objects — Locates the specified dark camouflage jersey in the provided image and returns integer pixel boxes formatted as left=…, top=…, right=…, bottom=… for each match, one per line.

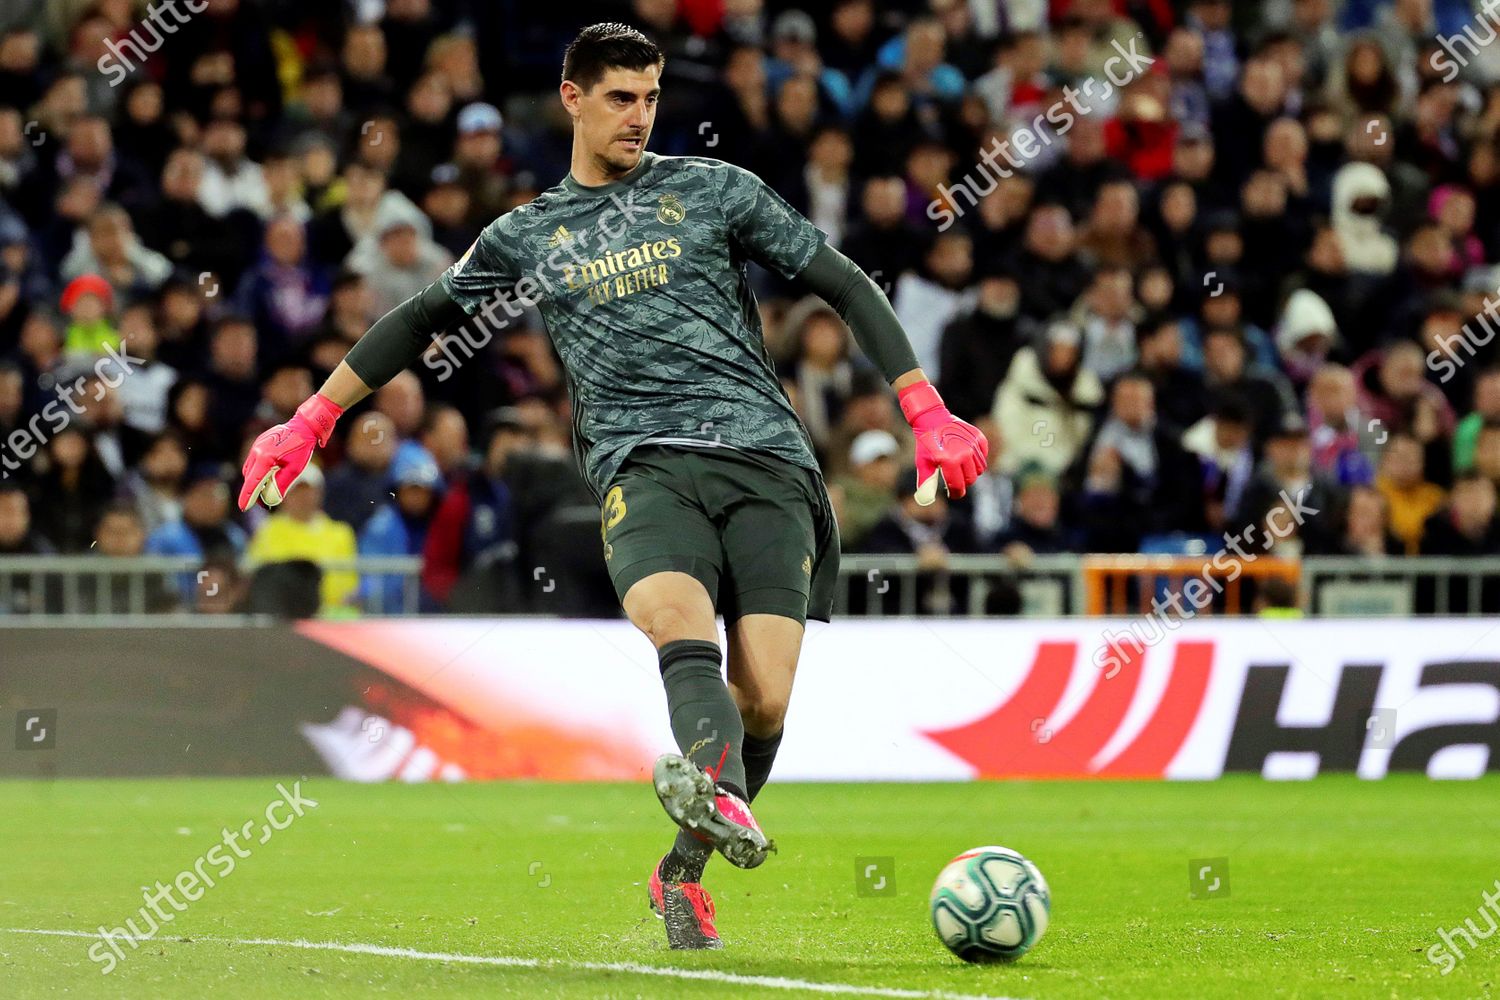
left=438, top=153, right=827, bottom=498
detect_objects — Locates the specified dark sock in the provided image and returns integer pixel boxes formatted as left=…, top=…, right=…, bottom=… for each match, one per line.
left=657, top=639, right=744, bottom=885
left=741, top=729, right=783, bottom=802
left=660, top=828, right=712, bottom=883
left=658, top=639, right=748, bottom=797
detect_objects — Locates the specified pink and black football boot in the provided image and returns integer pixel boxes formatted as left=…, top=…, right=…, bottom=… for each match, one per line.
left=647, top=855, right=722, bottom=950
left=651, top=753, right=772, bottom=869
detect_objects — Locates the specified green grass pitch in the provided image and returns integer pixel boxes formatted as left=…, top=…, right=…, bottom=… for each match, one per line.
left=1, top=776, right=1496, bottom=998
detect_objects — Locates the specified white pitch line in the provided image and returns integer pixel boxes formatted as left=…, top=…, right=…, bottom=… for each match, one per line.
left=2, top=928, right=1027, bottom=1000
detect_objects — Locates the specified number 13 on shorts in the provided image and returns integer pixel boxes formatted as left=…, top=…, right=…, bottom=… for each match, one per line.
left=600, top=485, right=627, bottom=561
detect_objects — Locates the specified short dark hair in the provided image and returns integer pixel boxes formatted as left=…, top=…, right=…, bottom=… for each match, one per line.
left=562, top=23, right=663, bottom=92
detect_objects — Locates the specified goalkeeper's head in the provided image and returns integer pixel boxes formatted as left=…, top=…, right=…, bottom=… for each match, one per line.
left=560, top=23, right=664, bottom=179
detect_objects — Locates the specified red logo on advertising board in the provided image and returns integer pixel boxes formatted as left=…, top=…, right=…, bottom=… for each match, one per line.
left=921, top=641, right=1215, bottom=778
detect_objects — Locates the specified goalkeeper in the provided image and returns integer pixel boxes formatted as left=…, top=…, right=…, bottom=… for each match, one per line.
left=238, top=22, right=987, bottom=951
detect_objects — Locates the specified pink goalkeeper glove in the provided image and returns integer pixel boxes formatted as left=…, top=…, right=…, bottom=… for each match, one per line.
left=238, top=394, right=344, bottom=510
left=899, top=381, right=989, bottom=504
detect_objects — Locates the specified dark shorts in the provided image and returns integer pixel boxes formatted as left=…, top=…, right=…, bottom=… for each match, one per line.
left=600, top=445, right=841, bottom=624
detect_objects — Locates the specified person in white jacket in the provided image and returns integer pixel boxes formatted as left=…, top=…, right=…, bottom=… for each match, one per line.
left=1330, top=161, right=1398, bottom=276
left=992, top=321, right=1104, bottom=475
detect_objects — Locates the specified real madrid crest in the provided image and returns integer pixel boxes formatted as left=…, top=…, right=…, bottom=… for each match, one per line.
left=657, top=193, right=686, bottom=225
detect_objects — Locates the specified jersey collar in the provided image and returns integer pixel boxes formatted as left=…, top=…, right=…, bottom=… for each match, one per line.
left=563, top=151, right=655, bottom=197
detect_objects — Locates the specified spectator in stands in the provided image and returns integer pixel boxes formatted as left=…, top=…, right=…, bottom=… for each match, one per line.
left=324, top=410, right=397, bottom=532
left=422, top=416, right=519, bottom=608
left=345, top=198, right=454, bottom=317
left=75, top=376, right=130, bottom=480
left=995, top=464, right=1075, bottom=559
left=153, top=278, right=211, bottom=372
left=421, top=166, right=479, bottom=259
left=197, top=117, right=268, bottom=220
left=392, top=71, right=456, bottom=199
left=821, top=369, right=902, bottom=480
left=11, top=309, right=65, bottom=417
left=1011, top=202, right=1090, bottom=324
left=801, top=126, right=854, bottom=247
left=1235, top=414, right=1343, bottom=554
left=374, top=370, right=426, bottom=456
left=781, top=299, right=862, bottom=458
left=1454, top=367, right=1500, bottom=472
left=1325, top=484, right=1403, bottom=557
left=234, top=215, right=331, bottom=360
left=59, top=203, right=169, bottom=304
left=1200, top=326, right=1295, bottom=447
left=192, top=555, right=247, bottom=615
left=863, top=467, right=966, bottom=614
left=314, top=270, right=377, bottom=347
left=204, top=316, right=261, bottom=445
left=1136, top=315, right=1207, bottom=432
left=1183, top=394, right=1257, bottom=535
left=32, top=426, right=115, bottom=553
left=57, top=273, right=119, bottom=359
left=447, top=102, right=511, bottom=228
left=87, top=503, right=176, bottom=613
left=114, top=303, right=178, bottom=437
left=0, top=483, right=54, bottom=612
left=1181, top=277, right=1280, bottom=373
left=1306, top=363, right=1379, bottom=487
left=1472, top=423, right=1500, bottom=495
left=834, top=429, right=901, bottom=552
left=359, top=446, right=443, bottom=614
left=417, top=404, right=470, bottom=482
left=893, top=230, right=974, bottom=380
left=119, top=430, right=188, bottom=537
left=1077, top=372, right=1206, bottom=549
left=1353, top=339, right=1456, bottom=456
left=993, top=321, right=1103, bottom=476
left=1375, top=432, right=1447, bottom=554
left=1072, top=265, right=1141, bottom=383
left=0, top=362, right=25, bottom=481
left=0, top=483, right=51, bottom=556
left=840, top=175, right=922, bottom=294
left=309, top=161, right=407, bottom=269
left=937, top=269, right=1027, bottom=424
left=1077, top=180, right=1158, bottom=270
left=1330, top=160, right=1399, bottom=277
left=146, top=464, right=246, bottom=561
left=1276, top=289, right=1339, bottom=392
left=134, top=148, right=253, bottom=290
left=1421, top=473, right=1500, bottom=555
left=244, top=463, right=358, bottom=614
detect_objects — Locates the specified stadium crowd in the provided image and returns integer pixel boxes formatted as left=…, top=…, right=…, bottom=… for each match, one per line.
left=3, top=0, right=1500, bottom=616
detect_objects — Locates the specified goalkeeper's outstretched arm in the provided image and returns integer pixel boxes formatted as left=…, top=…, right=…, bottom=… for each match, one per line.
left=238, top=280, right=466, bottom=509
left=795, top=243, right=988, bottom=503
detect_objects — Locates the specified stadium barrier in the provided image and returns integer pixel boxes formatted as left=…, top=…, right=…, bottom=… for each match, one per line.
left=2, top=618, right=1495, bottom=782
left=4, top=555, right=1500, bottom=617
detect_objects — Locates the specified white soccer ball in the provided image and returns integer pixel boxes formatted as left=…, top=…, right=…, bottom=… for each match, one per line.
left=929, top=845, right=1050, bottom=963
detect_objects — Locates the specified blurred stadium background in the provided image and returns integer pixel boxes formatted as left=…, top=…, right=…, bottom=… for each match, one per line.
left=4, top=3, right=1500, bottom=998
left=1, top=5, right=1498, bottom=779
